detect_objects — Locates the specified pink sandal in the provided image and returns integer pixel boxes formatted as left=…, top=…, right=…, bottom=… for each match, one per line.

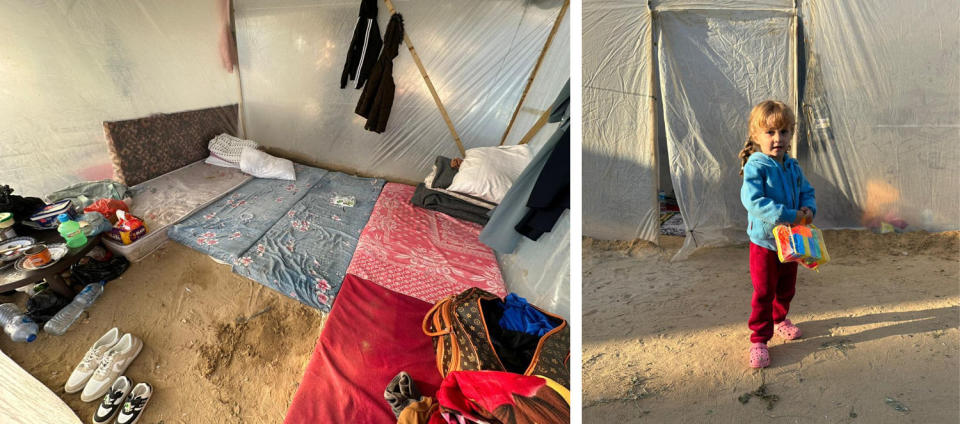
left=749, top=342, right=770, bottom=368
left=774, top=319, right=802, bottom=340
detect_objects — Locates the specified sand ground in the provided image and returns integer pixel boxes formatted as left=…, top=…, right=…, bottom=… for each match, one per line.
left=582, top=230, right=959, bottom=424
left=0, top=242, right=325, bottom=424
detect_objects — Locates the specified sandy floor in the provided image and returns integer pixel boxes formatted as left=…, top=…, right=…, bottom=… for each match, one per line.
left=583, top=230, right=959, bottom=424
left=0, top=242, right=325, bottom=424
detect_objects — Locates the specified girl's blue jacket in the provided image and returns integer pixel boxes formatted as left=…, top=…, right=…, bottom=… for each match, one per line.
left=740, top=152, right=816, bottom=251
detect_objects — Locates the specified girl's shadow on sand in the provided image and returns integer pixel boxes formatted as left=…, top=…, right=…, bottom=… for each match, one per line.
left=768, top=306, right=958, bottom=367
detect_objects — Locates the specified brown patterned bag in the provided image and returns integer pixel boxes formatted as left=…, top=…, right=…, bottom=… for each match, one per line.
left=422, top=288, right=570, bottom=388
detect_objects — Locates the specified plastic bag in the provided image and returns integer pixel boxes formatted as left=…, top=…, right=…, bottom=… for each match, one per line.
left=772, top=224, right=831, bottom=270
left=106, top=210, right=148, bottom=245
left=84, top=198, right=130, bottom=223
left=70, top=255, right=130, bottom=286
left=77, top=212, right=113, bottom=237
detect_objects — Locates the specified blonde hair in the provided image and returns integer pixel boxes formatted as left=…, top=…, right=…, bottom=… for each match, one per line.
left=738, top=100, right=796, bottom=175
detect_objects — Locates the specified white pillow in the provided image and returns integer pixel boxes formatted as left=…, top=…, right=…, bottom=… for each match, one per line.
left=446, top=145, right=532, bottom=204
left=239, top=147, right=296, bottom=180
left=424, top=166, right=497, bottom=208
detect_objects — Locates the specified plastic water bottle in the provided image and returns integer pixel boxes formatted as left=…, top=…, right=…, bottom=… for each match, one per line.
left=57, top=213, right=88, bottom=248
left=43, top=281, right=105, bottom=336
left=0, top=303, right=38, bottom=342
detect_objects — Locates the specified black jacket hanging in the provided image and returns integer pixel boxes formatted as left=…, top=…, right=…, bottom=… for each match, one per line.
left=355, top=13, right=403, bottom=133
left=340, top=0, right=382, bottom=89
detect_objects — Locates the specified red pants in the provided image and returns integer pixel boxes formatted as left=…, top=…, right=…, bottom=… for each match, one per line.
left=749, top=243, right=798, bottom=343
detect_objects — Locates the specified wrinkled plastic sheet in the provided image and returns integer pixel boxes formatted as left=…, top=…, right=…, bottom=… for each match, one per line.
left=582, top=1, right=659, bottom=242
left=0, top=0, right=239, bottom=198
left=799, top=0, right=960, bottom=231
left=658, top=9, right=794, bottom=258
left=233, top=0, right=566, bottom=181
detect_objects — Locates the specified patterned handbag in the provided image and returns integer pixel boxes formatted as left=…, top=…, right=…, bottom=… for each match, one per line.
left=422, top=288, right=570, bottom=388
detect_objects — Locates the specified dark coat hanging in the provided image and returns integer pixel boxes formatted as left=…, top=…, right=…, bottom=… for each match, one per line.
left=355, top=13, right=403, bottom=133
left=340, top=0, right=382, bottom=89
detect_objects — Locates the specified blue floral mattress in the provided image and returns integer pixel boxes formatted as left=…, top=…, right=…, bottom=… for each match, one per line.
left=168, top=165, right=385, bottom=311
left=168, top=164, right=329, bottom=264
left=231, top=172, right=384, bottom=311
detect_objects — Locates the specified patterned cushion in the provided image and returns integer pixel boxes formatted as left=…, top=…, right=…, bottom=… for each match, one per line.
left=103, top=104, right=239, bottom=186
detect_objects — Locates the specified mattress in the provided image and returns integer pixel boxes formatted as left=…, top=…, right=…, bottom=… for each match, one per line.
left=283, top=274, right=443, bottom=424
left=167, top=164, right=329, bottom=264
left=346, top=183, right=506, bottom=303
left=103, top=160, right=251, bottom=262
left=1, top=349, right=81, bottom=424
left=232, top=172, right=384, bottom=311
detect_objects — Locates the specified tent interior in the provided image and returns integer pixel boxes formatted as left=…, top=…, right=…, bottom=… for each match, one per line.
left=582, top=0, right=958, bottom=422
left=0, top=0, right=571, bottom=422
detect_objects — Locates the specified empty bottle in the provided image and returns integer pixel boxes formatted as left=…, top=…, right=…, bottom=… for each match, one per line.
left=43, top=281, right=105, bottom=336
left=0, top=303, right=38, bottom=342
left=57, top=213, right=88, bottom=248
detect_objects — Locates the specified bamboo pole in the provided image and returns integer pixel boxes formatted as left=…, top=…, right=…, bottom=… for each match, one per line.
left=499, top=0, right=569, bottom=146
left=383, top=0, right=465, bottom=156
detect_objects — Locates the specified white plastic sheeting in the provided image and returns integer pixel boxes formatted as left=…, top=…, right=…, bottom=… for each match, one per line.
left=800, top=0, right=960, bottom=231
left=658, top=8, right=795, bottom=258
left=582, top=1, right=659, bottom=242
left=234, top=0, right=567, bottom=180
left=0, top=0, right=239, bottom=197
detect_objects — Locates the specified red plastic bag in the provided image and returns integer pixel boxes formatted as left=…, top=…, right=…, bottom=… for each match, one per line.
left=84, top=199, right=129, bottom=223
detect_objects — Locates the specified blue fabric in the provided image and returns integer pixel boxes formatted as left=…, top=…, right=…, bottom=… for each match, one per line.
left=168, top=164, right=329, bottom=264
left=232, top=172, right=384, bottom=312
left=740, top=152, right=816, bottom=251
left=498, top=293, right=554, bottom=337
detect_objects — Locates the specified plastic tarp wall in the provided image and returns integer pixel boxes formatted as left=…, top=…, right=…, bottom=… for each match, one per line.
left=495, top=10, right=571, bottom=319
left=658, top=2, right=795, bottom=258
left=0, top=0, right=239, bottom=198
left=233, top=0, right=567, bottom=181
left=799, top=0, right=960, bottom=231
left=582, top=1, right=659, bottom=242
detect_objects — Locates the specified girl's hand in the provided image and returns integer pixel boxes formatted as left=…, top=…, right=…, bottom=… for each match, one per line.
left=792, top=209, right=811, bottom=225
left=800, top=207, right=813, bottom=224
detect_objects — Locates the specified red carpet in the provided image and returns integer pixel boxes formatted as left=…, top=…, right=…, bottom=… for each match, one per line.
left=284, top=274, right=443, bottom=424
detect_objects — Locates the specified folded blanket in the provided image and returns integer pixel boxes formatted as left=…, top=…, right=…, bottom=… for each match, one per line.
left=410, top=183, right=491, bottom=225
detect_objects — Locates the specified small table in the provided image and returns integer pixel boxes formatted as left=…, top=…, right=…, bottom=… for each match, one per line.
left=0, top=227, right=100, bottom=299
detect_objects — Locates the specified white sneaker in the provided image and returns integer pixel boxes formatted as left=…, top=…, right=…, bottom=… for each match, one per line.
left=92, top=375, right=132, bottom=424
left=80, top=333, right=143, bottom=402
left=64, top=328, right=120, bottom=393
left=116, top=382, right=152, bottom=424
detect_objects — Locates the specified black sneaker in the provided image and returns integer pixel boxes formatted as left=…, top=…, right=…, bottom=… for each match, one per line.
left=116, top=382, right=152, bottom=424
left=92, top=376, right=131, bottom=424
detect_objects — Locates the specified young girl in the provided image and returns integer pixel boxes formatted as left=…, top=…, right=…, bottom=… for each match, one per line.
left=739, top=100, right=816, bottom=368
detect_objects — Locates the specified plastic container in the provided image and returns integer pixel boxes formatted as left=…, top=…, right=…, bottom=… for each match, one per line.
left=29, top=200, right=76, bottom=229
left=57, top=214, right=88, bottom=248
left=0, top=303, right=38, bottom=342
left=0, top=212, right=16, bottom=241
left=43, top=282, right=105, bottom=335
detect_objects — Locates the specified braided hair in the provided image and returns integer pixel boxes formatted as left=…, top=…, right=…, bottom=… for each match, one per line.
left=739, top=100, right=796, bottom=176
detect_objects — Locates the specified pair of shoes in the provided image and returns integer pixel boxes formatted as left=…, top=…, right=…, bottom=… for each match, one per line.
left=774, top=319, right=802, bottom=340
left=64, top=328, right=143, bottom=402
left=92, top=376, right=153, bottom=424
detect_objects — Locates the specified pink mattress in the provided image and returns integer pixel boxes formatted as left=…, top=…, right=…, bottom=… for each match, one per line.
left=346, top=183, right=506, bottom=303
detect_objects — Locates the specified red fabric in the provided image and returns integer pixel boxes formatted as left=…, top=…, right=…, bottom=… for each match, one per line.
left=284, top=274, right=443, bottom=424
left=749, top=243, right=799, bottom=343
left=436, top=371, right=546, bottom=420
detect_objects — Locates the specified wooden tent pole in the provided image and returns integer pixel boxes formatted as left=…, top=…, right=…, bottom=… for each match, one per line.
left=516, top=108, right=551, bottom=145
left=499, top=0, right=569, bottom=146
left=382, top=0, right=465, bottom=156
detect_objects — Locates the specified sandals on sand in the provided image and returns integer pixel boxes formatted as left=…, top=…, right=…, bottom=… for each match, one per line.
left=775, top=319, right=802, bottom=340
left=749, top=342, right=771, bottom=368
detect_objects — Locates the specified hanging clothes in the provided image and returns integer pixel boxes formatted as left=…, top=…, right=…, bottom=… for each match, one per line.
left=478, top=81, right=570, bottom=253
left=340, top=0, right=382, bottom=89
left=355, top=13, right=403, bottom=133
